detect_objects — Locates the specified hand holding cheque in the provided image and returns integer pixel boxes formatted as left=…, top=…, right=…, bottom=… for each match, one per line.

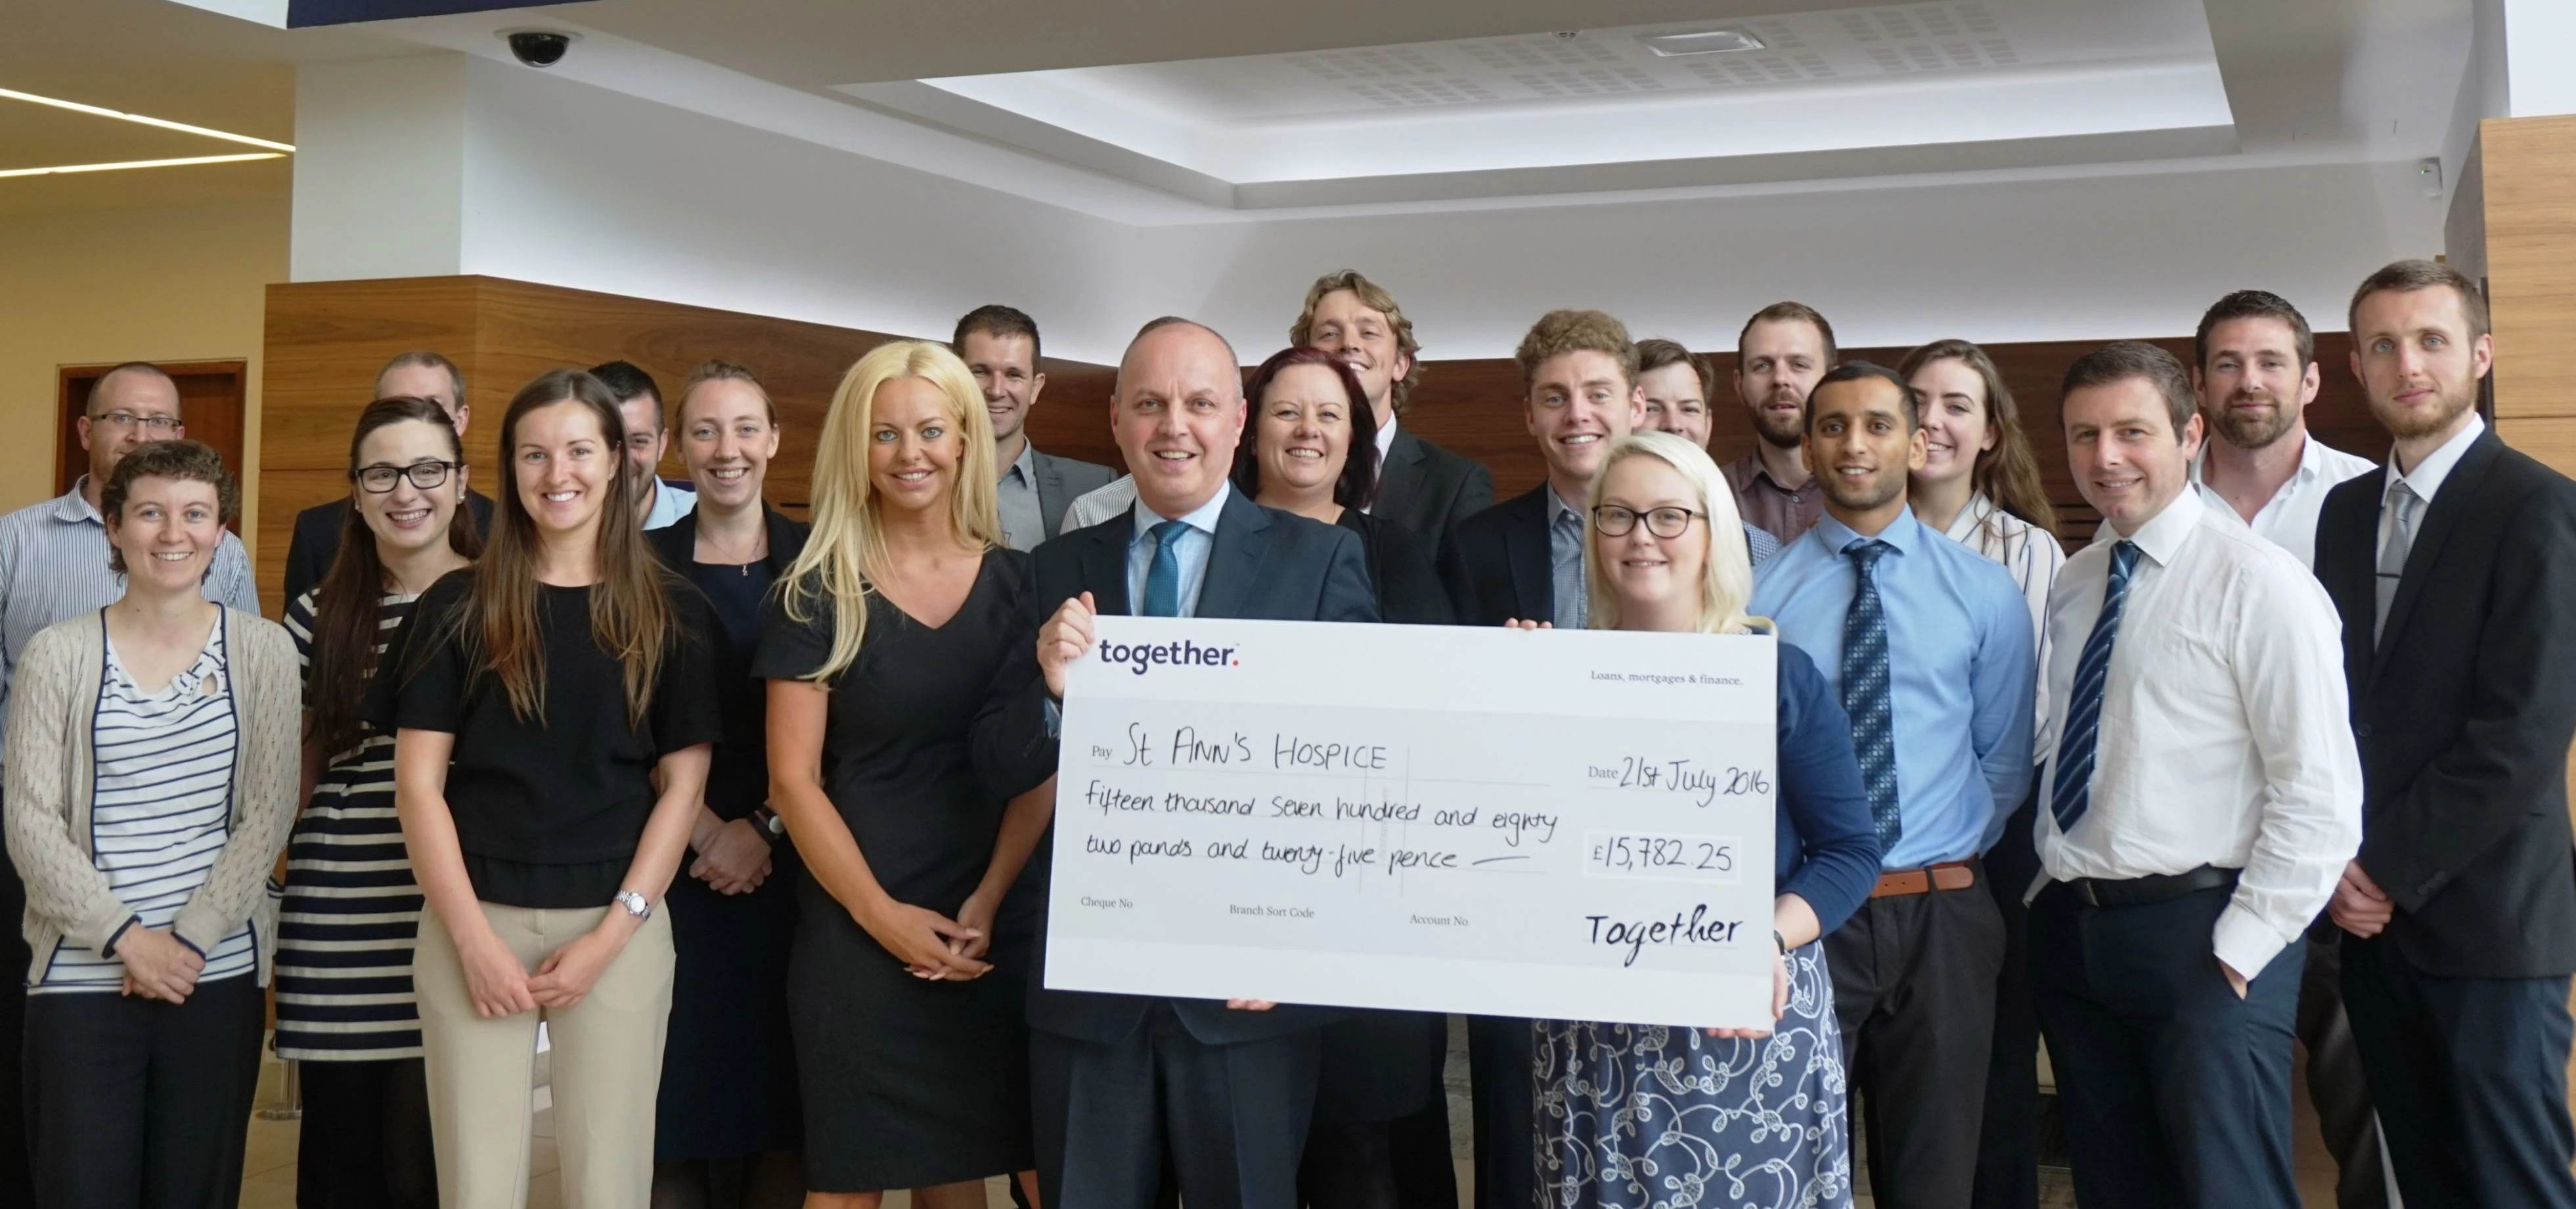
left=1036, top=603, right=1784, bottom=1030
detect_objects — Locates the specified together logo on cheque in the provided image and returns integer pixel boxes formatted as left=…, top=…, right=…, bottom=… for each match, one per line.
left=1096, top=638, right=1241, bottom=675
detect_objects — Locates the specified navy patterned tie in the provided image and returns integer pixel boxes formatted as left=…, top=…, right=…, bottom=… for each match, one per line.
left=1842, top=540, right=1899, bottom=852
left=1143, top=520, right=1188, bottom=618
left=2050, top=540, right=2141, bottom=836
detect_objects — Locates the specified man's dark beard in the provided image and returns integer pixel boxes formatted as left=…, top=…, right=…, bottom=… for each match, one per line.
left=1752, top=398, right=1805, bottom=451
left=2378, top=382, right=2478, bottom=441
left=2210, top=393, right=2295, bottom=451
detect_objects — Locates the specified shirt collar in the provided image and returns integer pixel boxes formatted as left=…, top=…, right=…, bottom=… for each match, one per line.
left=2387, top=412, right=2485, bottom=506
left=1810, top=506, right=1923, bottom=559
left=1003, top=440, right=1038, bottom=487
left=1731, top=451, right=1814, bottom=496
left=2118, top=483, right=2205, bottom=567
left=1374, top=415, right=1398, bottom=463
left=1546, top=484, right=1586, bottom=528
left=1132, top=479, right=1232, bottom=542
left=1941, top=492, right=1996, bottom=544
left=49, top=477, right=100, bottom=525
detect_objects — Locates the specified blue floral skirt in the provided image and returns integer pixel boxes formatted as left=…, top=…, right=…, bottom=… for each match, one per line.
left=1536, top=941, right=1851, bottom=1209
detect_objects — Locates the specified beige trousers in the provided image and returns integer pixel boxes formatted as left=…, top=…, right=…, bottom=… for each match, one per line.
left=413, top=900, right=676, bottom=1209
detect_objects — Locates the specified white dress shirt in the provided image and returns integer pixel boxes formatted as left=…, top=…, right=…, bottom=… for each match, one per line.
left=2037, top=489, right=2363, bottom=979
left=2379, top=412, right=2485, bottom=559
left=1065, top=475, right=1138, bottom=532
left=2188, top=431, right=2375, bottom=569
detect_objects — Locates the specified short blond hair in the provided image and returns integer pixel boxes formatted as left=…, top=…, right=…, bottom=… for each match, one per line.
left=1290, top=270, right=1425, bottom=414
left=1585, top=431, right=1756, bottom=635
left=1515, top=309, right=1637, bottom=395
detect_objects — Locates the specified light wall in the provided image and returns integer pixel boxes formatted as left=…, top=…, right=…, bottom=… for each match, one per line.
left=0, top=198, right=286, bottom=529
left=292, top=54, right=2448, bottom=369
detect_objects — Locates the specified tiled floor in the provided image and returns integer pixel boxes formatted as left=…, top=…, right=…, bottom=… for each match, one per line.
left=241, top=1026, right=2348, bottom=1208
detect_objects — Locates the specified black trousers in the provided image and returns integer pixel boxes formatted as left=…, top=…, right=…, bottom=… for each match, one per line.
left=1827, top=866, right=2005, bottom=1209
left=24, top=975, right=266, bottom=1209
left=0, top=788, right=33, bottom=1207
left=1463, top=1017, right=1532, bottom=1209
left=2342, top=936, right=2576, bottom=1209
left=296, top=1057, right=437, bottom=1209
left=1030, top=1008, right=1320, bottom=1209
left=1300, top=1011, right=1455, bottom=1209
left=2296, top=930, right=2387, bottom=1209
left=1969, top=797, right=2039, bottom=1209
left=2030, top=881, right=2301, bottom=1209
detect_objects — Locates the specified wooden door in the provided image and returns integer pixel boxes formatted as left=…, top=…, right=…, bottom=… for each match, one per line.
left=57, top=361, right=249, bottom=531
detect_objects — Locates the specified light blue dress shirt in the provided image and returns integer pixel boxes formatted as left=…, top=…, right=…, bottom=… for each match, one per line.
left=1750, top=508, right=2037, bottom=868
left=1125, top=481, right=1232, bottom=617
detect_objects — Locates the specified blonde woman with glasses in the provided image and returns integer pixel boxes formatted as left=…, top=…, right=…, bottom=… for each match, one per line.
left=1520, top=431, right=1882, bottom=1209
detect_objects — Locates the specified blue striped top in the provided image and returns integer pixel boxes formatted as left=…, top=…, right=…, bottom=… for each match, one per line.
left=35, top=609, right=256, bottom=993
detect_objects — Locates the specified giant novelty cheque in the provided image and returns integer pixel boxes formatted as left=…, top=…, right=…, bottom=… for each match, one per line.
left=1046, top=617, right=1781, bottom=1030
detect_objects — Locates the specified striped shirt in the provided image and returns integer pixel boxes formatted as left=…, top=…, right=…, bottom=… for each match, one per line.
left=0, top=477, right=259, bottom=774
left=275, top=588, right=427, bottom=1061
left=1940, top=493, right=2068, bottom=748
left=35, top=610, right=257, bottom=992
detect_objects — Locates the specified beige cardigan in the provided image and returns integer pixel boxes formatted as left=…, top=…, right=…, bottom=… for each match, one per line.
left=3, top=607, right=299, bottom=988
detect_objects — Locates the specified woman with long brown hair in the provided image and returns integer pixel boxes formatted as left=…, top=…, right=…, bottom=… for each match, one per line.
left=1899, top=338, right=2064, bottom=1208
left=755, top=340, right=1055, bottom=1208
left=279, top=395, right=483, bottom=1209
left=378, top=369, right=721, bottom=1209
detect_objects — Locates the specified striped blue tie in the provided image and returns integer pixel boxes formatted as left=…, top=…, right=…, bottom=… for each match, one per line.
left=2050, top=540, right=2141, bottom=836
left=1842, top=540, right=1900, bottom=852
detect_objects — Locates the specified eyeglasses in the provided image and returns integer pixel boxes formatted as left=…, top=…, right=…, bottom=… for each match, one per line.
left=355, top=461, right=461, bottom=493
left=90, top=412, right=180, bottom=434
left=1592, top=504, right=1704, bottom=539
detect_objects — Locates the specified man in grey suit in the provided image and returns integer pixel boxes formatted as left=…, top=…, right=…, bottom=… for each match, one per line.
left=1290, top=271, right=1494, bottom=561
left=956, top=305, right=1118, bottom=551
left=1017, top=317, right=1379, bottom=1209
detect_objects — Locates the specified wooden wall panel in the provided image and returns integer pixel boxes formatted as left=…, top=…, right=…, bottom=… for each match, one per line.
left=2481, top=115, right=2576, bottom=424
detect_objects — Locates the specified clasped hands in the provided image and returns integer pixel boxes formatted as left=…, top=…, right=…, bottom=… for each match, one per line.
left=690, top=812, right=773, bottom=895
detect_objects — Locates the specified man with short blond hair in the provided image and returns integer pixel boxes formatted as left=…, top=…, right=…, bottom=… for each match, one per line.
left=1289, top=270, right=1492, bottom=559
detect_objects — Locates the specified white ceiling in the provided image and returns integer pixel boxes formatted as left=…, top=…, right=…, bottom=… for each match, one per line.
left=5, top=0, right=2472, bottom=223
left=838, top=0, right=2235, bottom=203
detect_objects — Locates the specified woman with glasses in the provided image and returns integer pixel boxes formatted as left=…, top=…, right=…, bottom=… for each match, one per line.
left=1524, top=431, right=1881, bottom=1209
left=645, top=363, right=808, bottom=1209
left=278, top=397, right=482, bottom=1209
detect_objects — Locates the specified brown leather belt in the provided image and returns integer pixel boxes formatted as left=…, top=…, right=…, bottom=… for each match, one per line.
left=1870, top=860, right=1978, bottom=898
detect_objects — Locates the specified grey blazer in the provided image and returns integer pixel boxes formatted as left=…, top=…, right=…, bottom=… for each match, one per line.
left=1031, top=448, right=1119, bottom=542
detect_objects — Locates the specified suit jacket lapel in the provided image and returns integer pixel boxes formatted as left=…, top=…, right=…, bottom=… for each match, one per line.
left=1375, top=428, right=1427, bottom=518
left=1080, top=517, right=1133, bottom=616
left=2374, top=432, right=2502, bottom=680
left=2318, top=486, right=2378, bottom=693
left=1502, top=486, right=1553, bottom=623
left=1197, top=490, right=1270, bottom=619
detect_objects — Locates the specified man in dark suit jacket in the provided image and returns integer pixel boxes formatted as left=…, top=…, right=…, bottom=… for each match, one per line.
left=1438, top=309, right=1649, bottom=1209
left=956, top=304, right=1119, bottom=550
left=2315, top=259, right=2576, bottom=1209
left=280, top=351, right=495, bottom=607
left=1024, top=316, right=1377, bottom=1209
left=1291, top=271, right=1494, bottom=563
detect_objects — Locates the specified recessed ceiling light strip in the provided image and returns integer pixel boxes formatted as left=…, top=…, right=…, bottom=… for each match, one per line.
left=0, top=87, right=296, bottom=153
left=0, top=152, right=288, bottom=179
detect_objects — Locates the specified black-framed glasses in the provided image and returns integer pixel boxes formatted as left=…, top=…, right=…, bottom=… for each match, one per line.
left=91, top=411, right=180, bottom=434
left=1592, top=504, right=1704, bottom=539
left=355, top=461, right=461, bottom=493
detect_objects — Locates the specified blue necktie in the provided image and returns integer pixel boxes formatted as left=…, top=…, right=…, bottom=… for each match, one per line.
left=1143, top=519, right=1189, bottom=618
left=1842, top=540, right=1899, bottom=852
left=2050, top=540, right=2141, bottom=836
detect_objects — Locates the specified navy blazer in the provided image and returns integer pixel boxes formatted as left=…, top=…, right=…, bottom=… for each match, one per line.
left=2314, top=430, right=2576, bottom=978
left=1440, top=483, right=1554, bottom=629
left=1020, top=487, right=1379, bottom=1047
left=1375, top=428, right=1494, bottom=566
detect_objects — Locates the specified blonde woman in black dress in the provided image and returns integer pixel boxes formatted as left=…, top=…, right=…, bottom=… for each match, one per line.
left=757, top=341, right=1055, bottom=1208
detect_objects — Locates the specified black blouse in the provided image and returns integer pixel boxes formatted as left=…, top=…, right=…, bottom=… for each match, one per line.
left=373, top=569, right=724, bottom=908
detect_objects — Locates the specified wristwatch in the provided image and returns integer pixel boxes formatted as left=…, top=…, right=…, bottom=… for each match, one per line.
left=612, top=890, right=653, bottom=923
left=749, top=806, right=786, bottom=839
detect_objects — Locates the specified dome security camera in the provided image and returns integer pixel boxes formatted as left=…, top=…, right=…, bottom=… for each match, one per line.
left=500, top=29, right=577, bottom=68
